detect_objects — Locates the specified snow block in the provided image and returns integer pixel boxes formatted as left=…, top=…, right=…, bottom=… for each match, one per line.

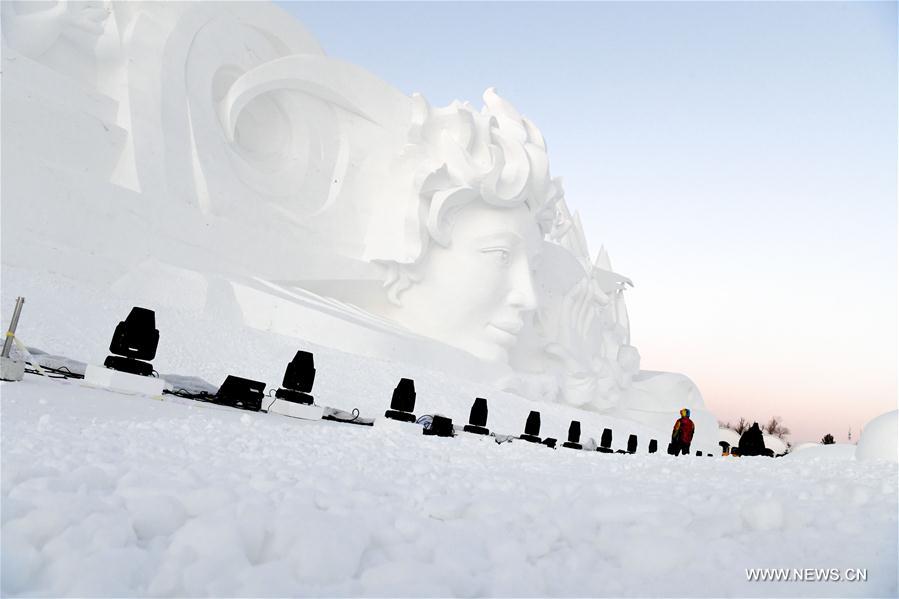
left=375, top=417, right=421, bottom=434
left=267, top=399, right=323, bottom=421
left=83, top=364, right=165, bottom=396
left=0, top=357, right=25, bottom=382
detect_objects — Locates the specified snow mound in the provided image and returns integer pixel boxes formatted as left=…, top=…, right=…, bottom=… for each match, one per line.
left=856, top=410, right=898, bottom=463
left=791, top=442, right=821, bottom=453
left=762, top=434, right=787, bottom=455
left=783, top=444, right=857, bottom=460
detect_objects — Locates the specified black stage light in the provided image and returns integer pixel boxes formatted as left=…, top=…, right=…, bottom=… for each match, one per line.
left=627, top=434, right=638, bottom=454
left=562, top=420, right=583, bottom=450
left=214, top=375, right=265, bottom=412
left=519, top=410, right=542, bottom=443
left=648, top=439, right=658, bottom=454
left=464, top=397, right=490, bottom=435
left=283, top=350, right=315, bottom=392
left=423, top=414, right=454, bottom=437
left=274, top=387, right=313, bottom=405
left=385, top=378, right=417, bottom=422
left=597, top=428, right=613, bottom=453
left=104, top=307, right=159, bottom=376
left=275, top=350, right=316, bottom=405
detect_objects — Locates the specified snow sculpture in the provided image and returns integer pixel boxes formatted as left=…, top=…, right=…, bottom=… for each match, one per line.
left=856, top=410, right=898, bottom=463
left=0, top=0, right=115, bottom=86
left=364, top=90, right=559, bottom=363
left=0, top=1, right=716, bottom=451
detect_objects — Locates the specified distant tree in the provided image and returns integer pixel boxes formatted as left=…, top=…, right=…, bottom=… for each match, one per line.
left=821, top=433, right=835, bottom=445
left=724, top=417, right=791, bottom=438
left=763, top=416, right=791, bottom=440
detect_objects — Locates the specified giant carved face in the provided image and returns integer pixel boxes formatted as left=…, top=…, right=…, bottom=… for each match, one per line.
left=364, top=88, right=561, bottom=362
left=392, top=201, right=542, bottom=362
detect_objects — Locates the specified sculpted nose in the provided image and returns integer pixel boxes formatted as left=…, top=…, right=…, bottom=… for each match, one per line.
left=507, top=262, right=538, bottom=311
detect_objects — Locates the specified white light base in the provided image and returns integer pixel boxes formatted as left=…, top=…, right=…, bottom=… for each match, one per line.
left=267, top=399, right=323, bottom=421
left=0, top=357, right=25, bottom=382
left=374, top=416, right=422, bottom=434
left=84, top=364, right=166, bottom=396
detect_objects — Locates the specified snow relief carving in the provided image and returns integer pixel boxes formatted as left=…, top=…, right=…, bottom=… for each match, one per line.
left=365, top=90, right=559, bottom=364
left=1, top=1, right=712, bottom=433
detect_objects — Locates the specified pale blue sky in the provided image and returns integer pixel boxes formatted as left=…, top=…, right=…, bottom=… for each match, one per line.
left=278, top=1, right=897, bottom=443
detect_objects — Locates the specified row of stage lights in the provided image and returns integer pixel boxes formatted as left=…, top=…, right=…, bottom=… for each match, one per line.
left=93, top=306, right=712, bottom=456
left=383, top=381, right=662, bottom=454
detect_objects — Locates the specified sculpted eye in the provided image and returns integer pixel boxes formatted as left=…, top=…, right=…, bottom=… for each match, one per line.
left=482, top=248, right=511, bottom=267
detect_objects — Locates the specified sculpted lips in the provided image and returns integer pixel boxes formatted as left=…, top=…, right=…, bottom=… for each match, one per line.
left=486, top=319, right=524, bottom=346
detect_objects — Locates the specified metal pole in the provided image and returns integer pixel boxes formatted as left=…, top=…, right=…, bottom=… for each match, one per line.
left=2, top=297, right=25, bottom=358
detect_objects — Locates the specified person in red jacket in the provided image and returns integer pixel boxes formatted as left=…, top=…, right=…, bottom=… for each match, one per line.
left=669, top=408, right=695, bottom=456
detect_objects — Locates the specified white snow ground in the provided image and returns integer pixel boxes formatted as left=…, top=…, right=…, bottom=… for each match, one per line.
left=2, top=378, right=898, bottom=598
left=2, top=266, right=898, bottom=597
